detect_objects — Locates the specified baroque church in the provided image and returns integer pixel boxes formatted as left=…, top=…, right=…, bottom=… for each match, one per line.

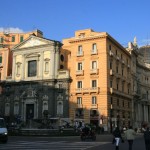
left=0, top=35, right=70, bottom=124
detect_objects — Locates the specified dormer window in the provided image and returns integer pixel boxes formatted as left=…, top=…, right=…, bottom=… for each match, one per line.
left=79, top=33, right=85, bottom=38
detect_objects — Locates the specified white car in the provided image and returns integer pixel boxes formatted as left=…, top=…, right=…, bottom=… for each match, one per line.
left=0, top=118, right=8, bottom=143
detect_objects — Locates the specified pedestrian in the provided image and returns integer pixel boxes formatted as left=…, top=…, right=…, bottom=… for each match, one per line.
left=112, top=127, right=122, bottom=150
left=144, top=127, right=150, bottom=150
left=125, top=126, right=136, bottom=150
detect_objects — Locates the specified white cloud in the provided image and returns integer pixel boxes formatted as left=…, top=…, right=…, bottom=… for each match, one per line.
left=0, top=27, right=24, bottom=33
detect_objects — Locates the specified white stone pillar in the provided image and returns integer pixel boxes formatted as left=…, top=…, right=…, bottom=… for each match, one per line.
left=55, top=47, right=60, bottom=78
left=50, top=50, right=55, bottom=79
left=39, top=52, right=43, bottom=79
left=21, top=54, right=25, bottom=80
left=12, top=55, right=16, bottom=80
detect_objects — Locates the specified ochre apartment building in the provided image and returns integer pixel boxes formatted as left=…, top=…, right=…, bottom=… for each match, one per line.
left=62, top=29, right=132, bottom=131
left=0, top=29, right=43, bottom=81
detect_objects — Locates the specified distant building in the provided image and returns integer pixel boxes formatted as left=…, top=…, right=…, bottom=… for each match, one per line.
left=127, top=42, right=150, bottom=129
left=0, top=29, right=43, bottom=81
left=139, top=45, right=150, bottom=64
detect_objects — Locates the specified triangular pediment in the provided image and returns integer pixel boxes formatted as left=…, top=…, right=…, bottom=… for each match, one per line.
left=12, top=35, right=54, bottom=50
left=20, top=38, right=47, bottom=48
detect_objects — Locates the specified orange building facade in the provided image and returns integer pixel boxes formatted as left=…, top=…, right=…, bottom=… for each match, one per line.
left=62, top=29, right=132, bottom=131
left=0, top=29, right=43, bottom=81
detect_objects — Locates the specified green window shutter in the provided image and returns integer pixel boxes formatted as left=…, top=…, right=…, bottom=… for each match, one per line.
left=0, top=56, right=2, bottom=63
left=12, top=36, right=15, bottom=42
left=20, top=36, right=24, bottom=42
left=0, top=37, right=3, bottom=43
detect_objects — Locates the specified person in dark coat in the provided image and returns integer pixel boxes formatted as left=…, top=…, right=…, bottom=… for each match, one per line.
left=144, top=127, right=150, bottom=150
left=113, top=127, right=122, bottom=150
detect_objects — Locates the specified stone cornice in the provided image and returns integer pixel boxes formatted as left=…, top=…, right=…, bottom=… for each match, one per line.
left=68, top=35, right=106, bottom=43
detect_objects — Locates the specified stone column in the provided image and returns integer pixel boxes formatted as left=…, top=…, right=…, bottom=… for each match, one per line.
left=50, top=49, right=55, bottom=79
left=55, top=47, right=60, bottom=78
left=21, top=54, right=25, bottom=80
left=39, top=52, right=44, bottom=79
left=12, top=55, right=16, bottom=80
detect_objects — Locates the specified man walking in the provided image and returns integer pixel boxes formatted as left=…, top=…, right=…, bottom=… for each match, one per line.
left=144, top=127, right=150, bottom=150
left=125, top=126, right=136, bottom=150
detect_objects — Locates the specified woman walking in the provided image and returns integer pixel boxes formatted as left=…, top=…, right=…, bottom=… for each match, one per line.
left=113, top=127, right=122, bottom=150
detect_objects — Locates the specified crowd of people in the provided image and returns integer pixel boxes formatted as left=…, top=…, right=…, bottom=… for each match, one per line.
left=112, top=125, right=150, bottom=150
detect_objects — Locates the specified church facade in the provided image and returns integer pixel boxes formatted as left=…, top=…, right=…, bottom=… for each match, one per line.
left=0, top=35, right=70, bottom=123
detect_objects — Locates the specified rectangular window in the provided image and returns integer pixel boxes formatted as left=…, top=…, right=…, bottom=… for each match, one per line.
left=78, top=62, right=82, bottom=70
left=110, top=62, right=112, bottom=69
left=109, top=45, right=111, bottom=50
left=78, top=45, right=82, bottom=54
left=122, top=100, right=124, bottom=107
left=77, top=81, right=82, bottom=88
left=12, top=36, right=15, bottom=42
left=122, top=82, right=124, bottom=92
left=116, top=66, right=118, bottom=73
left=58, top=83, right=63, bottom=93
left=92, top=61, right=97, bottom=69
left=0, top=56, right=2, bottom=63
left=116, top=50, right=118, bottom=55
left=110, top=97, right=113, bottom=104
left=28, top=60, right=37, bottom=77
left=77, top=97, right=82, bottom=104
left=110, top=81, right=112, bottom=88
left=92, top=80, right=97, bottom=88
left=117, top=99, right=119, bottom=106
left=20, top=36, right=24, bottom=42
left=92, top=43, right=97, bottom=50
left=117, top=83, right=119, bottom=90
left=122, top=69, right=124, bottom=76
left=0, top=37, right=3, bottom=43
left=92, top=96, right=97, bottom=104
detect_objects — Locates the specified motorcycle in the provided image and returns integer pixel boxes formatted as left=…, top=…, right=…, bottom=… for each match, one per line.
left=80, top=128, right=96, bottom=141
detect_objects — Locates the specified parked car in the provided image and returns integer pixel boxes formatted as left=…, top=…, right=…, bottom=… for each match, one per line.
left=0, top=118, right=8, bottom=143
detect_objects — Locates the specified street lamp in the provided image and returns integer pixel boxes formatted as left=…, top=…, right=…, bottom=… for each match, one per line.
left=110, top=104, right=113, bottom=133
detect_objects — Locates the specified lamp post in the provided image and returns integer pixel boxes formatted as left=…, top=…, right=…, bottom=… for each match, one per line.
left=110, top=104, right=113, bottom=133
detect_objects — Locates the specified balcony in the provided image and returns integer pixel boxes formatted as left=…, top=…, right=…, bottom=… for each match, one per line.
left=90, top=69, right=99, bottom=75
left=77, top=51, right=84, bottom=57
left=116, top=56, right=120, bottom=61
left=122, top=75, right=126, bottom=81
left=91, top=104, right=98, bottom=109
left=126, top=77, right=131, bottom=83
left=75, top=87, right=100, bottom=94
left=77, top=104, right=83, bottom=108
left=127, top=64, right=130, bottom=69
left=76, top=70, right=84, bottom=76
left=57, top=70, right=70, bottom=79
left=91, top=49, right=98, bottom=55
left=110, top=88, right=132, bottom=99
left=110, top=69, right=115, bottom=76
left=115, top=73, right=121, bottom=79
left=109, top=51, right=114, bottom=57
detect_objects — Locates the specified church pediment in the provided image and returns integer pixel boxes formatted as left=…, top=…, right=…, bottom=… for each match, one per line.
left=12, top=35, right=54, bottom=50
left=20, top=38, right=47, bottom=48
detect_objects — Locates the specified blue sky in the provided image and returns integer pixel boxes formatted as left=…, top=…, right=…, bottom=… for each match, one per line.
left=0, top=0, right=150, bottom=47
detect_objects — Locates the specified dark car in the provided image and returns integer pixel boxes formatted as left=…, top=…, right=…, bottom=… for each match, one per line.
left=0, top=118, right=8, bottom=143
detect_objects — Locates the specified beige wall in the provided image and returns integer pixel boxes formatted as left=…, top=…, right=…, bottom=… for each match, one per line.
left=62, top=29, right=132, bottom=128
